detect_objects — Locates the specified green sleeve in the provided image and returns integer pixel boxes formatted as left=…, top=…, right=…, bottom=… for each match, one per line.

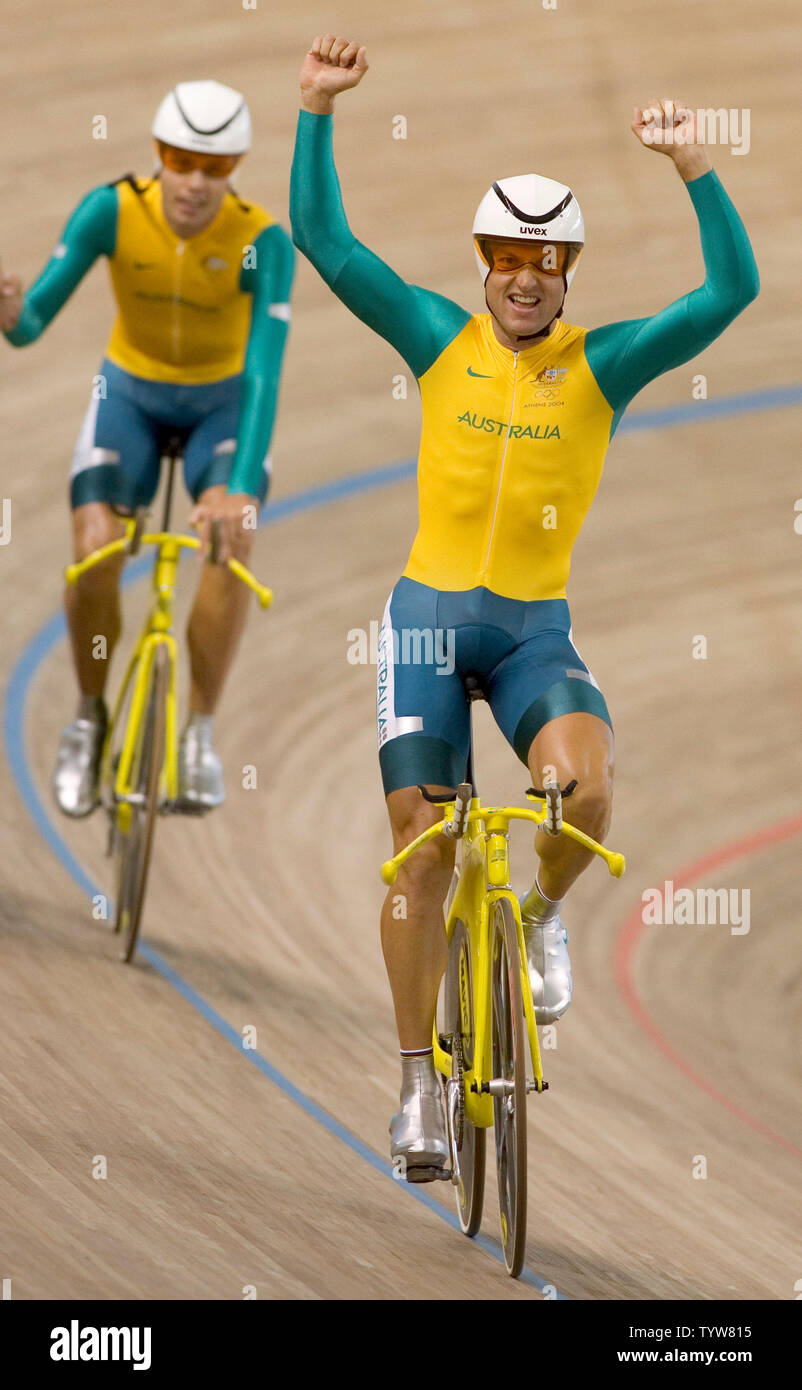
left=290, top=110, right=469, bottom=379
left=585, top=169, right=760, bottom=434
left=4, top=185, right=118, bottom=346
left=228, top=222, right=295, bottom=497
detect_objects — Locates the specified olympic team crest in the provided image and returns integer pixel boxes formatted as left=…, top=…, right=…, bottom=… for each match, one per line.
left=526, top=365, right=568, bottom=407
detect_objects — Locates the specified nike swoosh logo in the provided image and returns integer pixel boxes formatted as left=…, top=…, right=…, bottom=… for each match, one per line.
left=467, top=366, right=493, bottom=378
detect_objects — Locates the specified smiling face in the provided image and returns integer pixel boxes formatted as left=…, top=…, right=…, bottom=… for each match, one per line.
left=155, top=141, right=240, bottom=239
left=475, top=236, right=581, bottom=349
left=483, top=261, right=566, bottom=349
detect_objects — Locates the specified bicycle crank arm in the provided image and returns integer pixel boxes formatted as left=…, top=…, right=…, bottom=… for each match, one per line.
left=445, top=1080, right=462, bottom=1187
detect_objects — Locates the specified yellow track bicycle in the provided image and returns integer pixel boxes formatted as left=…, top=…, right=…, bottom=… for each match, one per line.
left=64, top=454, right=272, bottom=963
left=381, top=684, right=625, bottom=1277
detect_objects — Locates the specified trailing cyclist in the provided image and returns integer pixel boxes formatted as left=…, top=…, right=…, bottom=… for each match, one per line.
left=0, top=81, right=294, bottom=816
left=289, top=36, right=758, bottom=1179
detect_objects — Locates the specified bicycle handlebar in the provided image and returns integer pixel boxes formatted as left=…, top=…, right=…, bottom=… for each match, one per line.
left=380, top=793, right=626, bottom=885
left=64, top=526, right=273, bottom=608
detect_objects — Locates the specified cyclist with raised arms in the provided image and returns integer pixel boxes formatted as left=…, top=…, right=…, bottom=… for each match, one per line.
left=1, top=81, right=294, bottom=816
left=290, top=35, right=758, bottom=1180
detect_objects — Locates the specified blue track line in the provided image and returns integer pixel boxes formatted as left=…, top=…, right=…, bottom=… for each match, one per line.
left=4, top=381, right=800, bottom=1297
left=615, top=382, right=802, bottom=432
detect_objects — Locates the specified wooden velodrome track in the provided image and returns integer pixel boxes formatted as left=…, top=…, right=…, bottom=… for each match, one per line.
left=2, top=0, right=800, bottom=1300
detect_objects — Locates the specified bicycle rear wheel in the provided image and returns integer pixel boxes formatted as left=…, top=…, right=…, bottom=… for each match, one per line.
left=444, top=918, right=486, bottom=1236
left=490, top=897, right=528, bottom=1276
left=114, top=644, right=168, bottom=963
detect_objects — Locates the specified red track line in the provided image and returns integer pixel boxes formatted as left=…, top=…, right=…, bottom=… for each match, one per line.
left=614, top=811, right=802, bottom=1160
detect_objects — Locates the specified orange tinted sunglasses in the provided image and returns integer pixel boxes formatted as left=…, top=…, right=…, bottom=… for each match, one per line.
left=156, top=141, right=240, bottom=178
left=475, top=237, right=581, bottom=277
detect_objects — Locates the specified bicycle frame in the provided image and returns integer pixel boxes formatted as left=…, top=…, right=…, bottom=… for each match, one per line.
left=382, top=793, right=625, bottom=1128
left=66, top=520, right=272, bottom=819
left=100, top=537, right=185, bottom=814
left=434, top=800, right=545, bottom=1129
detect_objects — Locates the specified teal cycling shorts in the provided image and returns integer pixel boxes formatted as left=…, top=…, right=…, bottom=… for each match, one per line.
left=69, top=357, right=269, bottom=511
left=377, top=577, right=612, bottom=795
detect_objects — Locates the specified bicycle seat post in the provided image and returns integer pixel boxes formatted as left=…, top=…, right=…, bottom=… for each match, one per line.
left=463, top=674, right=484, bottom=797
left=160, top=438, right=181, bottom=534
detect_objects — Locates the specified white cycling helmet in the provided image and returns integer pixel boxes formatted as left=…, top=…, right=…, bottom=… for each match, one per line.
left=473, top=173, right=584, bottom=287
left=152, top=80, right=252, bottom=156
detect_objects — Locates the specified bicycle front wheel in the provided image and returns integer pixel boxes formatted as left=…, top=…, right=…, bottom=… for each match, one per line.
left=444, top=918, right=486, bottom=1236
left=114, top=643, right=168, bottom=963
left=490, top=898, right=528, bottom=1277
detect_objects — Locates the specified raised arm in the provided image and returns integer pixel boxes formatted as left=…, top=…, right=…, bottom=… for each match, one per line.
left=585, top=99, right=760, bottom=431
left=227, top=221, right=295, bottom=498
left=2, top=185, right=117, bottom=346
left=290, top=35, right=469, bottom=379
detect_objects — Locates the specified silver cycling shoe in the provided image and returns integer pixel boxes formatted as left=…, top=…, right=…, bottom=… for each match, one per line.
left=521, top=887, right=573, bottom=1024
left=175, top=722, right=225, bottom=813
left=52, top=710, right=107, bottom=818
left=390, top=1058, right=450, bottom=1182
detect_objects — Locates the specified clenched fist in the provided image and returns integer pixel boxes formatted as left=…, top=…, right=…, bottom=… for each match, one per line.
left=300, top=34, right=369, bottom=115
left=632, top=98, right=712, bottom=181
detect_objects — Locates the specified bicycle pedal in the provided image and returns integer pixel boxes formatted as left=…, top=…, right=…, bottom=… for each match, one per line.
left=404, top=1165, right=453, bottom=1184
left=169, top=798, right=212, bottom=817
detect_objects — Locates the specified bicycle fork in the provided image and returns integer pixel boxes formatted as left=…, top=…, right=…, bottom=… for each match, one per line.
left=107, top=632, right=179, bottom=827
left=480, top=813, right=547, bottom=1094
left=443, top=811, right=547, bottom=1187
